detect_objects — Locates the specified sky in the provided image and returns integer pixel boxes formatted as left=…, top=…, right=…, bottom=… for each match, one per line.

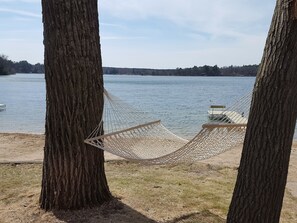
left=0, top=0, right=276, bottom=69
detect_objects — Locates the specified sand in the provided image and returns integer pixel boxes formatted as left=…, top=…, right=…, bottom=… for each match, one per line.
left=0, top=133, right=122, bottom=163
left=0, top=132, right=296, bottom=198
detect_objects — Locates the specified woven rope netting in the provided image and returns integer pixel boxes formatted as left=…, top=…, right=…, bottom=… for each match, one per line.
left=85, top=90, right=252, bottom=164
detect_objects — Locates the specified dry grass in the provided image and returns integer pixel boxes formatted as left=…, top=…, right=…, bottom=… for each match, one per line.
left=107, top=162, right=235, bottom=221
left=0, top=161, right=296, bottom=223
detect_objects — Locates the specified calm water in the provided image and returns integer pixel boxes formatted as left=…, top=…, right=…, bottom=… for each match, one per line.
left=0, top=73, right=255, bottom=138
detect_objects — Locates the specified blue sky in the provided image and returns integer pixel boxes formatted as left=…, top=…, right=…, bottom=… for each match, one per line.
left=0, top=0, right=275, bottom=68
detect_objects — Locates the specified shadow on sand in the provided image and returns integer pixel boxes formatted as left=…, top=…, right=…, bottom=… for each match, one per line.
left=52, top=199, right=224, bottom=223
left=52, top=199, right=157, bottom=223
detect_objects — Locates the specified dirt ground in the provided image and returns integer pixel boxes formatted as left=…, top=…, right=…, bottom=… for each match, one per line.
left=1, top=133, right=296, bottom=197
left=0, top=133, right=122, bottom=163
left=0, top=133, right=297, bottom=223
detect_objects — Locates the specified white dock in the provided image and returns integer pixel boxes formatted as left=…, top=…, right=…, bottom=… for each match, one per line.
left=0, top=104, right=6, bottom=111
left=208, top=106, right=247, bottom=124
left=208, top=105, right=226, bottom=119
left=222, top=111, right=247, bottom=124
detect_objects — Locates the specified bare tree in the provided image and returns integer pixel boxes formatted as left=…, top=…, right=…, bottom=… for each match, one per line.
left=40, top=0, right=112, bottom=210
left=227, top=0, right=297, bottom=222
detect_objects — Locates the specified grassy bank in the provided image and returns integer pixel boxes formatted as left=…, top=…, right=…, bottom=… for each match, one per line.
left=0, top=161, right=296, bottom=222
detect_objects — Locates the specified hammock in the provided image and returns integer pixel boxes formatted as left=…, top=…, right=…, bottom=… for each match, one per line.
left=85, top=90, right=251, bottom=164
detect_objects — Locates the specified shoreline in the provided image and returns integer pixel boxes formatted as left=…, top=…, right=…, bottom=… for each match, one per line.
left=1, top=132, right=297, bottom=198
left=0, top=132, right=122, bottom=164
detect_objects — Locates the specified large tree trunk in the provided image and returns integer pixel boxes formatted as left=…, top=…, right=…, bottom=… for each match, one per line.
left=40, top=0, right=112, bottom=210
left=227, top=0, right=297, bottom=222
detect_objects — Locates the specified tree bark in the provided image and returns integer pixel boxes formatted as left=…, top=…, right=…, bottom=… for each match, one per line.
left=40, top=0, right=112, bottom=210
left=227, top=0, right=297, bottom=222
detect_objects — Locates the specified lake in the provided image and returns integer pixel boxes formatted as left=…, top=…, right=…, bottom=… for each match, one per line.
left=0, top=73, right=255, bottom=138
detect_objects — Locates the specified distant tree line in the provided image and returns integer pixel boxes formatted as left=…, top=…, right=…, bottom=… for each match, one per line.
left=104, top=64, right=259, bottom=76
left=1, top=54, right=258, bottom=76
left=0, top=54, right=44, bottom=75
left=220, top=65, right=258, bottom=76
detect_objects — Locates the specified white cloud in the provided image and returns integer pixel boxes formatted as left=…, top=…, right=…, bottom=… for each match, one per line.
left=0, top=0, right=40, bottom=2
left=0, top=8, right=41, bottom=18
left=100, top=22, right=126, bottom=28
left=0, top=0, right=276, bottom=67
left=0, top=38, right=25, bottom=42
left=101, top=27, right=268, bottom=69
left=100, top=0, right=274, bottom=39
left=101, top=35, right=146, bottom=40
left=99, top=0, right=275, bottom=67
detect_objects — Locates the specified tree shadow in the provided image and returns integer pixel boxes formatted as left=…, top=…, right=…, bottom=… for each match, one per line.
left=52, top=198, right=157, bottom=223
left=165, top=210, right=225, bottom=223
left=52, top=199, right=225, bottom=223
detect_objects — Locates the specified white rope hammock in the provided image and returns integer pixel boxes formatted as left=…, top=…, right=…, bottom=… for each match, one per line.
left=85, top=89, right=251, bottom=164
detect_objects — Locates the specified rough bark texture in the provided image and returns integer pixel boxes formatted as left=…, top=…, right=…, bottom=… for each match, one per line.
left=40, top=0, right=112, bottom=210
left=227, top=0, right=297, bottom=222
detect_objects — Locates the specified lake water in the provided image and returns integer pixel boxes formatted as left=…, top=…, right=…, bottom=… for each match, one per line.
left=0, top=73, right=255, bottom=138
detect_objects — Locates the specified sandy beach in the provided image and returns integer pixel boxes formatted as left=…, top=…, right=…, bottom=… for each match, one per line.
left=0, top=133, right=122, bottom=163
left=1, top=132, right=297, bottom=198
left=0, top=132, right=297, bottom=222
